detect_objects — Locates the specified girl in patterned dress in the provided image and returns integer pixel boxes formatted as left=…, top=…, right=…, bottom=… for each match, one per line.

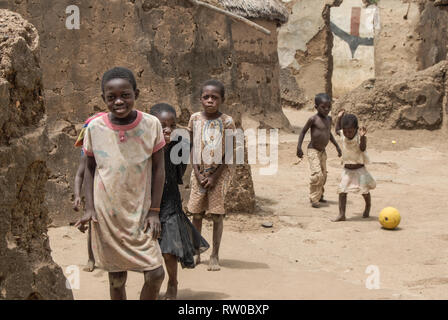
left=187, top=79, right=236, bottom=271
left=75, top=67, right=166, bottom=300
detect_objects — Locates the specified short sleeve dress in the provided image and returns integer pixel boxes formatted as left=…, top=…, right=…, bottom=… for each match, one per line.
left=83, top=111, right=166, bottom=272
left=186, top=112, right=236, bottom=215
left=337, top=130, right=376, bottom=195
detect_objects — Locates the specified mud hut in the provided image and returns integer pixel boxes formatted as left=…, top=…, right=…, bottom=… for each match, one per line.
left=0, top=0, right=289, bottom=223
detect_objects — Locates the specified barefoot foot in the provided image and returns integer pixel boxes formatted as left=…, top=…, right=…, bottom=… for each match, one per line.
left=84, top=259, right=95, bottom=272
left=194, top=254, right=201, bottom=266
left=332, top=215, right=346, bottom=222
left=207, top=255, right=220, bottom=271
left=362, top=212, right=370, bottom=218
left=163, top=282, right=178, bottom=300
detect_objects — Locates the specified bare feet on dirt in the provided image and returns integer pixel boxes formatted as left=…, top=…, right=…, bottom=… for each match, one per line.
left=194, top=254, right=201, bottom=266
left=163, top=281, right=178, bottom=300
left=332, top=215, right=346, bottom=222
left=208, top=255, right=220, bottom=271
left=83, top=259, right=95, bottom=272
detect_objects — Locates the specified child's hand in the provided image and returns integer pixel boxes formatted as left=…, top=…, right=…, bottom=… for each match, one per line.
left=359, top=127, right=367, bottom=136
left=338, top=109, right=345, bottom=118
left=204, top=174, right=217, bottom=189
left=73, top=196, right=81, bottom=212
left=297, top=148, right=304, bottom=158
left=195, top=171, right=208, bottom=186
left=145, top=211, right=161, bottom=240
left=336, top=146, right=342, bottom=158
left=199, top=174, right=208, bottom=186
left=74, top=209, right=97, bottom=233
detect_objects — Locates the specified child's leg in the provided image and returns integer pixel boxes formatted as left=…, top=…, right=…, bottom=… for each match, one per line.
left=141, top=266, right=165, bottom=300
left=333, top=193, right=347, bottom=222
left=208, top=214, right=223, bottom=271
left=362, top=193, right=371, bottom=218
left=307, top=149, right=325, bottom=207
left=192, top=213, right=203, bottom=264
left=87, top=220, right=95, bottom=272
left=108, top=271, right=127, bottom=300
left=319, top=151, right=328, bottom=202
left=162, top=253, right=178, bottom=300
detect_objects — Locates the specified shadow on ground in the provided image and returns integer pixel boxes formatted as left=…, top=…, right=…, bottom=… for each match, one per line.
left=177, top=288, right=230, bottom=300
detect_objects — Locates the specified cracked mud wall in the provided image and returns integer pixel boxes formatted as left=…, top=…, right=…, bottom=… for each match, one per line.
left=0, top=0, right=288, bottom=224
left=278, top=0, right=342, bottom=109
left=0, top=9, right=73, bottom=299
left=334, top=61, right=447, bottom=130
left=375, top=0, right=448, bottom=77
left=336, top=0, right=448, bottom=130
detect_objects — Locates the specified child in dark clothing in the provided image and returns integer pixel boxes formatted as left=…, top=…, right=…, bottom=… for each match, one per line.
left=150, top=103, right=209, bottom=300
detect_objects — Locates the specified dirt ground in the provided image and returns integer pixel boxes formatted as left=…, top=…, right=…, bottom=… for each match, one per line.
left=48, top=108, right=448, bottom=300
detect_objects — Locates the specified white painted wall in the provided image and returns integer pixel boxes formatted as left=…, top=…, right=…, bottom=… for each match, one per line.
left=278, top=0, right=327, bottom=70
left=330, top=0, right=379, bottom=97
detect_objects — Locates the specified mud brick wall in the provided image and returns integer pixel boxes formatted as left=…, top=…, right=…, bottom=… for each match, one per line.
left=0, top=0, right=289, bottom=223
left=0, top=9, right=72, bottom=299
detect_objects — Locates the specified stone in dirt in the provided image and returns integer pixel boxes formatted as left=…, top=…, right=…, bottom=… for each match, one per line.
left=0, top=9, right=73, bottom=300
left=262, top=222, right=273, bottom=228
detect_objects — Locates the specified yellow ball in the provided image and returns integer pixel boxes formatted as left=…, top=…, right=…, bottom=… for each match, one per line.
left=379, top=207, right=401, bottom=229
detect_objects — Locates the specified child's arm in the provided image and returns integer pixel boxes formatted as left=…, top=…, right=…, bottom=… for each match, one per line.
left=204, top=162, right=225, bottom=189
left=145, top=148, right=165, bottom=240
left=296, top=117, right=313, bottom=158
left=192, top=158, right=207, bottom=187
left=74, top=155, right=98, bottom=232
left=73, top=154, right=87, bottom=211
left=205, top=117, right=235, bottom=189
left=335, top=109, right=345, bottom=135
left=330, top=132, right=342, bottom=157
left=189, top=120, right=207, bottom=187
left=359, top=127, right=367, bottom=152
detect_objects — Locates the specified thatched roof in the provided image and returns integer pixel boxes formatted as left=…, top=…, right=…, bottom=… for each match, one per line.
left=217, top=0, right=289, bottom=23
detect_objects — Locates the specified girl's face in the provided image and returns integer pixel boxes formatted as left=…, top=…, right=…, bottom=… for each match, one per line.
left=200, top=85, right=223, bottom=115
left=342, top=127, right=357, bottom=139
left=102, top=78, right=139, bottom=119
left=157, top=111, right=176, bottom=143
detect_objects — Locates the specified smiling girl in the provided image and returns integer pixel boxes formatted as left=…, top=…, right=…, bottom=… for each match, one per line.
left=75, top=67, right=166, bottom=300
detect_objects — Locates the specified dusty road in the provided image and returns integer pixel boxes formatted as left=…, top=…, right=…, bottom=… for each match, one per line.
left=48, top=108, right=448, bottom=299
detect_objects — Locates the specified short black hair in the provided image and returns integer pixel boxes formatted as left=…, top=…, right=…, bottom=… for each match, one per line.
left=200, top=79, right=225, bottom=100
left=149, top=103, right=177, bottom=118
left=315, top=93, right=331, bottom=106
left=341, top=113, right=358, bottom=129
left=101, top=67, right=137, bottom=92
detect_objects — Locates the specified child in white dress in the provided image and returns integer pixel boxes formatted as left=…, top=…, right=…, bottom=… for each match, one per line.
left=333, top=110, right=376, bottom=222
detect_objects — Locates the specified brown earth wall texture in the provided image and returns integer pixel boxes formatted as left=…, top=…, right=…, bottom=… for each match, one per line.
left=278, top=0, right=342, bottom=110
left=0, top=0, right=287, bottom=224
left=0, top=9, right=73, bottom=299
left=333, top=61, right=447, bottom=130
left=375, top=0, right=448, bottom=77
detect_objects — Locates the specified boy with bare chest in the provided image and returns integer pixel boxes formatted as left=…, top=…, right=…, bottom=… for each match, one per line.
left=297, top=93, right=342, bottom=208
